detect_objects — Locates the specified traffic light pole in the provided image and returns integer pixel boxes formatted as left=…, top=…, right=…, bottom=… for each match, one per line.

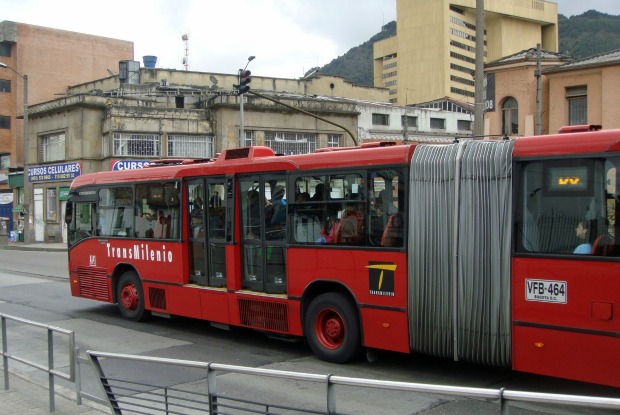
left=247, top=90, right=358, bottom=146
left=239, top=69, right=245, bottom=148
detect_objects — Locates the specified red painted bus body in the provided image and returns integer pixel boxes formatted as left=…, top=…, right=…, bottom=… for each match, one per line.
left=67, top=131, right=620, bottom=388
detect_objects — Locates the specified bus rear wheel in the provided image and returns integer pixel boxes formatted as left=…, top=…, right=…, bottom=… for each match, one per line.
left=116, top=271, right=150, bottom=322
left=305, top=292, right=361, bottom=363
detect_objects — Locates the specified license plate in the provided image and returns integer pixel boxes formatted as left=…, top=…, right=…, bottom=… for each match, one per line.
left=525, top=279, right=567, bottom=304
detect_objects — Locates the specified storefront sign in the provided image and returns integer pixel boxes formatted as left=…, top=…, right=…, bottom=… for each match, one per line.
left=29, top=162, right=81, bottom=182
left=58, top=187, right=70, bottom=201
left=111, top=160, right=151, bottom=170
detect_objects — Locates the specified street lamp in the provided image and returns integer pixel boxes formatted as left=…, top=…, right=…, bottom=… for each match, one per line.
left=0, top=61, right=30, bottom=243
left=239, top=55, right=255, bottom=147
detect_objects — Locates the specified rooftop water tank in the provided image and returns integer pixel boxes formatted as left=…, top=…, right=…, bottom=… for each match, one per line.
left=143, top=55, right=158, bottom=68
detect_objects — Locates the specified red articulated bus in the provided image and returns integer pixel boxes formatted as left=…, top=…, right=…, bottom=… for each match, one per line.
left=66, top=129, right=620, bottom=388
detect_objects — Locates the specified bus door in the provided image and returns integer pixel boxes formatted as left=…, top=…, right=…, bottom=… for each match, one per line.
left=188, top=177, right=229, bottom=287
left=512, top=156, right=620, bottom=387
left=239, top=174, right=287, bottom=294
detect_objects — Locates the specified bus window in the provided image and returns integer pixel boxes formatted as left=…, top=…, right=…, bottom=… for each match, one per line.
left=207, top=179, right=227, bottom=287
left=188, top=179, right=206, bottom=284
left=369, top=169, right=405, bottom=248
left=515, top=157, right=620, bottom=256
left=98, top=187, right=133, bottom=237
left=68, top=202, right=97, bottom=244
left=239, top=175, right=286, bottom=294
left=135, top=182, right=180, bottom=239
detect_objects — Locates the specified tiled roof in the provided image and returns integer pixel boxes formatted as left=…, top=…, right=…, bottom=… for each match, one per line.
left=487, top=48, right=572, bottom=66
left=543, top=49, right=620, bottom=73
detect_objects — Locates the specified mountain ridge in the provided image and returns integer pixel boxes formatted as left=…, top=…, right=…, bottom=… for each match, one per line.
left=316, top=11, right=620, bottom=86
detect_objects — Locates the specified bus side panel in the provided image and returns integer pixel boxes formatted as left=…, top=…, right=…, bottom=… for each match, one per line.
left=513, top=326, right=620, bottom=387
left=512, top=257, right=620, bottom=388
left=288, top=248, right=409, bottom=353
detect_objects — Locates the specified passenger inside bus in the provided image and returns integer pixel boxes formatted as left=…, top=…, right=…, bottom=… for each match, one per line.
left=246, top=190, right=261, bottom=239
left=310, top=183, right=324, bottom=201
left=573, top=220, right=592, bottom=254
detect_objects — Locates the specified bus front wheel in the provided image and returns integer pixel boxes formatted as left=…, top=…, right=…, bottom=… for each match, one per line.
left=116, top=271, right=150, bottom=322
left=304, top=292, right=361, bottom=363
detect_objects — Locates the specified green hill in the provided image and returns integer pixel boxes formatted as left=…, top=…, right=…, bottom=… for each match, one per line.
left=318, top=11, right=620, bottom=86
left=558, top=10, right=620, bottom=58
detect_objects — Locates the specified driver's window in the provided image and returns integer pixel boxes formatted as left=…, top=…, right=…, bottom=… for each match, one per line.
left=515, top=157, right=619, bottom=256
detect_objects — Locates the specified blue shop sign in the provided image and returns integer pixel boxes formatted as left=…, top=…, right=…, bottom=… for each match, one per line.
left=29, top=162, right=81, bottom=182
left=111, top=160, right=151, bottom=170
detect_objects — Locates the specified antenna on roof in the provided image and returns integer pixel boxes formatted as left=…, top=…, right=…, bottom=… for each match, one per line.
left=182, top=33, right=189, bottom=71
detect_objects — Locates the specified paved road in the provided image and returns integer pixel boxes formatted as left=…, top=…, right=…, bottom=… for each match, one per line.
left=1, top=248, right=619, bottom=414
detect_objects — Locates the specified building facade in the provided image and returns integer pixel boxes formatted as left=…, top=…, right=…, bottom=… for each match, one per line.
left=543, top=49, right=620, bottom=133
left=0, top=20, right=133, bottom=238
left=373, top=0, right=558, bottom=105
left=25, top=62, right=473, bottom=243
left=483, top=48, right=620, bottom=137
left=484, top=48, right=572, bottom=137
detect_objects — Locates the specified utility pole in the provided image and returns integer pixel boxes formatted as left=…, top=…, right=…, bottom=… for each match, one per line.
left=0, top=62, right=30, bottom=242
left=535, top=43, right=543, bottom=135
left=473, top=0, right=485, bottom=138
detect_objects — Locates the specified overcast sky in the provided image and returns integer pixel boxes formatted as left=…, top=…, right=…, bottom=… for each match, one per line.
left=1, top=0, right=618, bottom=79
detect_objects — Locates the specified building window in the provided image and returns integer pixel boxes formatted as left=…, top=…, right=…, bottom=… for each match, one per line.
left=46, top=188, right=57, bottom=221
left=41, top=133, right=65, bottom=162
left=451, top=75, right=475, bottom=87
left=0, top=115, right=10, bottom=129
left=112, top=133, right=160, bottom=157
left=265, top=131, right=317, bottom=155
left=0, top=153, right=9, bottom=170
left=168, top=134, right=214, bottom=158
left=451, top=87, right=475, bottom=98
left=401, top=115, right=418, bottom=128
left=458, top=119, right=472, bottom=131
left=0, top=43, right=11, bottom=57
left=242, top=130, right=254, bottom=147
left=430, top=118, right=446, bottom=130
left=0, top=79, right=10, bottom=92
left=372, top=113, right=389, bottom=126
left=327, top=134, right=341, bottom=147
left=502, top=97, right=519, bottom=135
left=566, top=86, right=587, bottom=125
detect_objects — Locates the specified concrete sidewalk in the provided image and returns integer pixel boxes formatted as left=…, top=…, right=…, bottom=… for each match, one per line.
left=0, top=242, right=67, bottom=252
left=0, top=370, right=109, bottom=415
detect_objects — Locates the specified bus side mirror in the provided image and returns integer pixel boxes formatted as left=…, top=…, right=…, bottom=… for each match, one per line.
left=65, top=203, right=73, bottom=225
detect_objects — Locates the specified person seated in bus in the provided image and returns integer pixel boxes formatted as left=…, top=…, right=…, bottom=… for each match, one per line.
left=370, top=197, right=385, bottom=244
left=191, top=196, right=203, bottom=216
left=310, top=183, right=324, bottom=202
left=245, top=190, right=261, bottom=239
left=315, top=208, right=338, bottom=244
left=334, top=203, right=364, bottom=244
left=153, top=210, right=167, bottom=238
left=296, top=192, right=310, bottom=203
left=573, top=220, right=592, bottom=254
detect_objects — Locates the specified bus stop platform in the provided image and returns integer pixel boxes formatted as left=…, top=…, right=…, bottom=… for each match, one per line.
left=0, top=370, right=107, bottom=415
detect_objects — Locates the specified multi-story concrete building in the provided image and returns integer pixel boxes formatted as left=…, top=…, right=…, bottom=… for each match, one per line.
left=373, top=0, right=558, bottom=105
left=23, top=60, right=474, bottom=243
left=0, top=20, right=133, bottom=235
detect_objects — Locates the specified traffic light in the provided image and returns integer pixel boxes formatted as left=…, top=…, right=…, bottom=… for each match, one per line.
left=238, top=69, right=251, bottom=95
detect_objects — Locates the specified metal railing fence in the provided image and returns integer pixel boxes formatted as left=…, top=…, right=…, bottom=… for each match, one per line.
left=1, top=312, right=75, bottom=412
left=87, top=350, right=620, bottom=415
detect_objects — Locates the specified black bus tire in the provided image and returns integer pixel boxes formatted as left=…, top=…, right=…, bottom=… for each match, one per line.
left=304, top=292, right=362, bottom=363
left=116, top=271, right=150, bottom=322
